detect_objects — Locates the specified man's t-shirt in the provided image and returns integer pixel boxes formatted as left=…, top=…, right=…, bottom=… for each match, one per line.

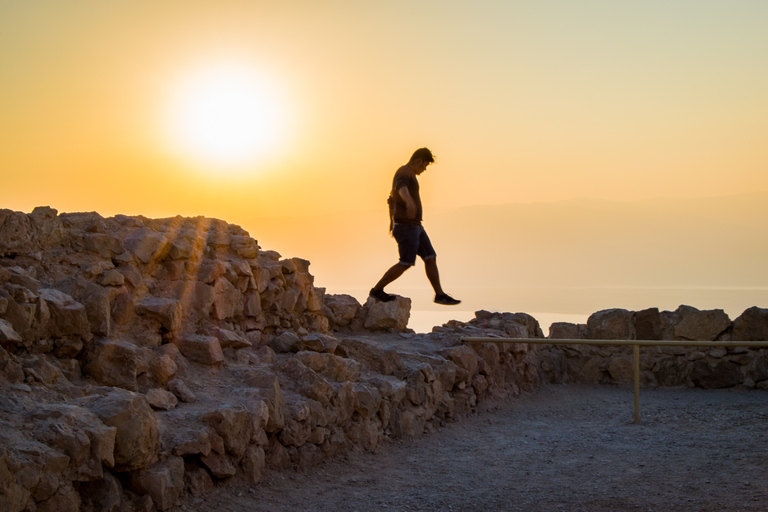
left=389, top=165, right=422, bottom=227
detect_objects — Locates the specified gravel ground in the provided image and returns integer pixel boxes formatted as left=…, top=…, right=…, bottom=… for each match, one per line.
left=183, top=385, right=768, bottom=512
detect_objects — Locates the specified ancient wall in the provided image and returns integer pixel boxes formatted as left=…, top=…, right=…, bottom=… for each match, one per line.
left=0, top=208, right=546, bottom=512
left=540, top=306, right=768, bottom=389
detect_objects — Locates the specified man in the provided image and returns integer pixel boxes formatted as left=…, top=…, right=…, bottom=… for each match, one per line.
left=369, top=147, right=461, bottom=305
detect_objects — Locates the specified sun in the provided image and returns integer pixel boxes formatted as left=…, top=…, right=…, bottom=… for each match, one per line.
left=168, top=64, right=288, bottom=168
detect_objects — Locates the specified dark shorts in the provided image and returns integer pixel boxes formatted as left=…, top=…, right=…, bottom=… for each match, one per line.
left=392, top=223, right=436, bottom=267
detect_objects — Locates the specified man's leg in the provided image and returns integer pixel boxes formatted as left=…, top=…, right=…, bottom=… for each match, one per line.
left=373, top=262, right=410, bottom=291
left=424, top=257, right=444, bottom=296
left=424, top=256, right=461, bottom=305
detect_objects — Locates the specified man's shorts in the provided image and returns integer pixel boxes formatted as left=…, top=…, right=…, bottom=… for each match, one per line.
left=392, top=223, right=436, bottom=267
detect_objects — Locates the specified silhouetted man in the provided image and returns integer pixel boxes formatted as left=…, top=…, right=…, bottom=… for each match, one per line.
left=369, top=148, right=461, bottom=305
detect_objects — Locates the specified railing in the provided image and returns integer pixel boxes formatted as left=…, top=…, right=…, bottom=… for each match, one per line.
left=461, top=337, right=768, bottom=423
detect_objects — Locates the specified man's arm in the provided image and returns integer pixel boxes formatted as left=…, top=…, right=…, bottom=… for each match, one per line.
left=398, top=186, right=417, bottom=219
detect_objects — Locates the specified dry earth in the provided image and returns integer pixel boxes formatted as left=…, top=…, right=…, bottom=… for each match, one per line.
left=181, top=384, right=768, bottom=512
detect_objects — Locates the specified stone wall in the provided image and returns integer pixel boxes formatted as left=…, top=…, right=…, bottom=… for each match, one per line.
left=540, top=306, right=768, bottom=389
left=0, top=208, right=547, bottom=512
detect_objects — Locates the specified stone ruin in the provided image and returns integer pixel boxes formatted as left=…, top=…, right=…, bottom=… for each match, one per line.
left=0, top=206, right=766, bottom=511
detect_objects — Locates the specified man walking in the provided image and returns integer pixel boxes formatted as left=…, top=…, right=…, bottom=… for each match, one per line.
left=369, top=148, right=461, bottom=305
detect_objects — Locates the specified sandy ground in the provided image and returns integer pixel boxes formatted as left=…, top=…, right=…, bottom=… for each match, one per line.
left=182, top=385, right=768, bottom=512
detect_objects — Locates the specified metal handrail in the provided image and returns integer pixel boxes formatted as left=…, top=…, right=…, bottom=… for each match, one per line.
left=461, top=337, right=768, bottom=423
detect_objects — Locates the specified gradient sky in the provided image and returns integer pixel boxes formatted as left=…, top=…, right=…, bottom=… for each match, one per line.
left=2, top=1, right=768, bottom=312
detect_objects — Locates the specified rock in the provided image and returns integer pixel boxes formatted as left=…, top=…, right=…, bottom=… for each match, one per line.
left=202, top=405, right=254, bottom=460
left=732, top=307, right=768, bottom=341
left=323, top=294, right=362, bottom=327
left=168, top=378, right=197, bottom=403
left=244, top=372, right=285, bottom=432
left=128, top=456, right=184, bottom=511
left=78, top=388, right=160, bottom=472
left=78, top=471, right=122, bottom=512
left=690, top=360, right=743, bottom=389
left=674, top=307, right=731, bottom=341
left=0, top=319, right=22, bottom=346
left=586, top=308, right=635, bottom=340
left=363, top=295, right=411, bottom=331
left=29, top=206, right=65, bottom=250
left=136, top=298, right=183, bottom=332
left=269, top=331, right=299, bottom=353
left=149, top=354, right=177, bottom=385
left=200, top=451, right=238, bottom=478
left=184, top=466, right=213, bottom=496
left=438, top=345, right=479, bottom=380
left=173, top=335, right=224, bottom=365
left=295, top=351, right=362, bottom=382
left=335, top=338, right=405, bottom=375
left=29, top=403, right=117, bottom=480
left=36, top=482, right=80, bottom=512
left=146, top=388, right=178, bottom=410
left=84, top=233, right=124, bottom=257
left=124, top=227, right=171, bottom=264
left=37, top=288, right=91, bottom=340
left=548, top=322, right=584, bottom=339
left=212, top=277, right=242, bottom=320
left=607, top=357, right=634, bottom=382
left=0, top=209, right=37, bottom=255
left=636, top=308, right=662, bottom=340
left=241, top=445, right=266, bottom=483
left=83, top=339, right=138, bottom=391
left=209, top=327, right=251, bottom=349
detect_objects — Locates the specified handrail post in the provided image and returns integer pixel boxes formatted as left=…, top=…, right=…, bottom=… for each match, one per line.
left=633, top=344, right=640, bottom=424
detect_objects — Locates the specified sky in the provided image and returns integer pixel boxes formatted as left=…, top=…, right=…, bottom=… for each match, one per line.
left=2, top=0, right=767, bottom=324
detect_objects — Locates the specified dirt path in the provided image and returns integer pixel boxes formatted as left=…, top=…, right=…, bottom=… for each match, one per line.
left=182, top=385, right=768, bottom=512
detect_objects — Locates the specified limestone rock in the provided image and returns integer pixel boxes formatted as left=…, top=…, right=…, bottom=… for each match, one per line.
left=173, top=334, right=224, bottom=365
left=29, top=403, right=117, bottom=480
left=0, top=318, right=22, bottom=347
left=37, top=288, right=91, bottom=340
left=295, top=351, right=362, bottom=382
left=586, top=308, right=635, bottom=340
left=732, top=306, right=768, bottom=341
left=674, top=307, right=731, bottom=341
left=548, top=322, right=585, bottom=340
left=83, top=339, right=138, bottom=391
left=202, top=404, right=254, bottom=460
left=168, top=378, right=196, bottom=403
left=363, top=295, right=411, bottom=331
left=269, top=331, right=299, bottom=353
left=690, top=360, right=743, bottom=389
left=128, top=456, right=184, bottom=511
left=124, top=227, right=171, bottom=264
left=78, top=388, right=160, bottom=472
left=136, top=298, right=183, bottom=333
left=78, top=472, right=122, bottom=512
left=146, top=388, right=178, bottom=410
left=335, top=338, right=405, bottom=375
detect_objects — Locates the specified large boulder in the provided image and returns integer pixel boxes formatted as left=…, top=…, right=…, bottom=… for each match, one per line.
left=29, top=404, right=117, bottom=482
left=323, top=294, right=362, bottom=328
left=83, top=339, right=139, bottom=391
left=77, top=388, right=160, bottom=472
left=673, top=307, right=731, bottom=341
left=37, top=289, right=92, bottom=340
left=363, top=296, right=411, bottom=331
left=732, top=307, right=768, bottom=341
left=586, top=308, right=635, bottom=340
left=173, top=335, right=224, bottom=365
left=128, top=456, right=184, bottom=511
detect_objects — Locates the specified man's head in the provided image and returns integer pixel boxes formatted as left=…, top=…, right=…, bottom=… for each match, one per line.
left=409, top=147, right=434, bottom=165
left=408, top=147, right=434, bottom=174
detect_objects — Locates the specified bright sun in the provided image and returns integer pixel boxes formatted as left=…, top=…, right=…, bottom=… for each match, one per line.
left=168, top=64, right=288, bottom=168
